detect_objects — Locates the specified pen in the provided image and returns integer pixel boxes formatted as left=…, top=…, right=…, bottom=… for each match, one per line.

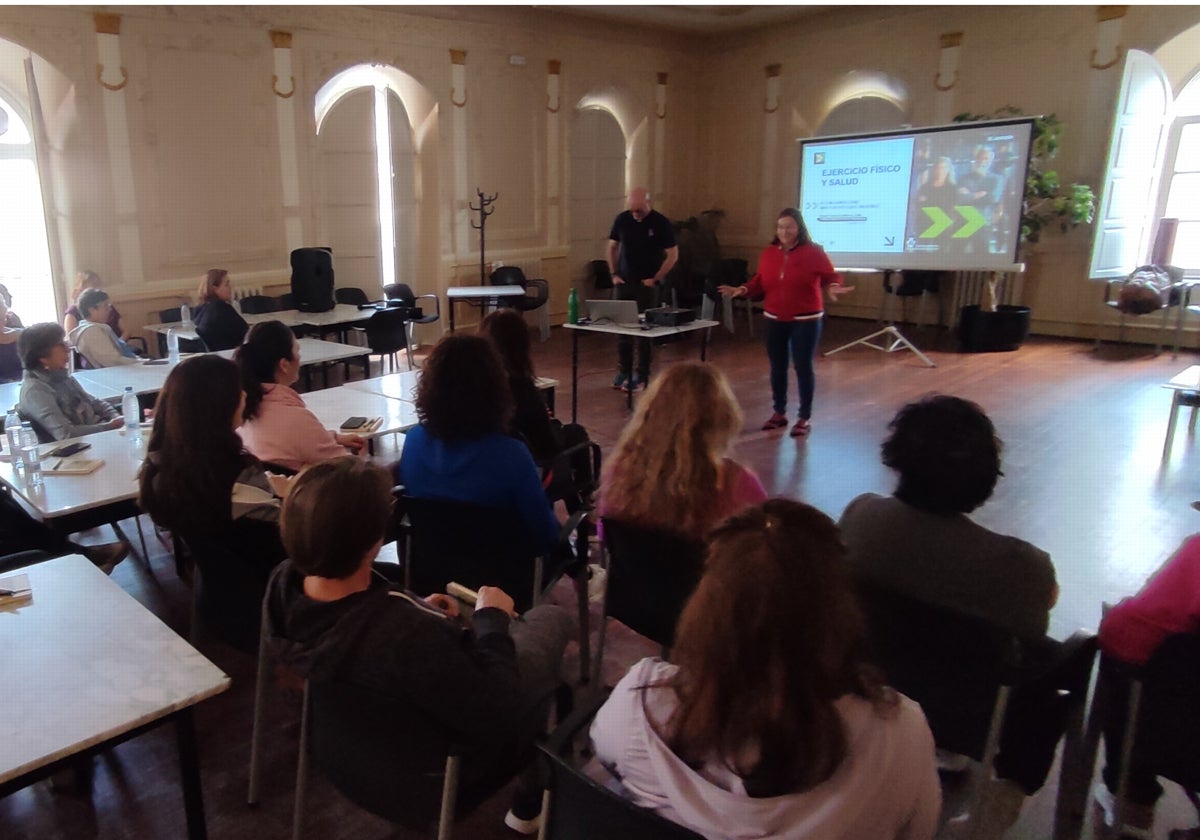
left=52, top=459, right=63, bottom=471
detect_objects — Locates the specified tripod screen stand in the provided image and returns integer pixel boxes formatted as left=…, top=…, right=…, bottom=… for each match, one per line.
left=823, top=269, right=935, bottom=367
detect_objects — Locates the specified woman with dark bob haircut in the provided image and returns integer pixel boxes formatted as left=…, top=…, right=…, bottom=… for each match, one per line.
left=236, top=320, right=365, bottom=471
left=591, top=499, right=940, bottom=838
left=395, top=333, right=559, bottom=551
left=139, top=355, right=288, bottom=647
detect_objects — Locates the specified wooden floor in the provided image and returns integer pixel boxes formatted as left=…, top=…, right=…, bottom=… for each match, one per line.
left=3, top=315, right=1199, bottom=839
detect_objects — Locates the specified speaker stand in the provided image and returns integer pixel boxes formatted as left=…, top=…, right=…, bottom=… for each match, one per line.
left=823, top=269, right=936, bottom=368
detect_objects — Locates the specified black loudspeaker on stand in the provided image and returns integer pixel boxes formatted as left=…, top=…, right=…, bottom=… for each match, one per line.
left=291, top=247, right=336, bottom=312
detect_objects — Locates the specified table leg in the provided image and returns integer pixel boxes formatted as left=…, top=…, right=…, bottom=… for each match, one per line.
left=571, top=330, right=579, bottom=424
left=175, top=707, right=208, bottom=840
left=1163, top=391, right=1184, bottom=461
left=448, top=298, right=456, bottom=333
left=700, top=328, right=709, bottom=362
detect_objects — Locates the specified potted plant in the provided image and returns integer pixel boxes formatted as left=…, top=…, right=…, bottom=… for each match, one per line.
left=954, top=107, right=1097, bottom=351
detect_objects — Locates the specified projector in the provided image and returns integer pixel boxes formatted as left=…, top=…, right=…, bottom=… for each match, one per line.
left=644, top=306, right=696, bottom=327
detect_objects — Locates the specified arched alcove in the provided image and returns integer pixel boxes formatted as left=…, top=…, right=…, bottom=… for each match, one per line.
left=568, top=106, right=626, bottom=286
left=313, top=64, right=439, bottom=297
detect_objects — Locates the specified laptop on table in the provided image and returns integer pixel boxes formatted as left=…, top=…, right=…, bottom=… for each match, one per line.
left=585, top=299, right=640, bottom=326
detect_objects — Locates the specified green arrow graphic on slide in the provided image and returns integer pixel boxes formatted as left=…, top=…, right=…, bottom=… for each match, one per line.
left=919, top=207, right=952, bottom=238
left=919, top=205, right=988, bottom=239
left=951, top=205, right=987, bottom=239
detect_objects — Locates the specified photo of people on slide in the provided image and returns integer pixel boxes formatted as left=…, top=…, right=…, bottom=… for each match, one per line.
left=798, top=118, right=1032, bottom=271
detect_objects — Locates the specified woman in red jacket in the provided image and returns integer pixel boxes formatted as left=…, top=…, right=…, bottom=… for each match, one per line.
left=720, top=209, right=853, bottom=437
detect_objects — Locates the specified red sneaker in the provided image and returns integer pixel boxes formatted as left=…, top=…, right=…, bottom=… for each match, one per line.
left=790, top=418, right=811, bottom=437
left=761, top=412, right=788, bottom=431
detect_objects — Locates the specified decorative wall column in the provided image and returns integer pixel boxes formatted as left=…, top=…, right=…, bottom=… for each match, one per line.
left=932, top=32, right=961, bottom=124
left=269, top=30, right=303, bottom=252
left=1091, top=6, right=1127, bottom=71
left=653, top=72, right=667, bottom=204
left=449, top=49, right=469, bottom=255
left=93, top=13, right=145, bottom=284
left=546, top=60, right=562, bottom=245
left=758, top=64, right=781, bottom=234
left=1083, top=6, right=1129, bottom=171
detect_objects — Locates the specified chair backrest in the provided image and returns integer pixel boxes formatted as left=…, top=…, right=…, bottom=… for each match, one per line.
left=308, top=676, right=461, bottom=830
left=382, top=283, right=415, bottom=306
left=178, top=520, right=286, bottom=653
left=238, top=294, right=279, bottom=315
left=600, top=518, right=705, bottom=650
left=364, top=307, right=411, bottom=355
left=159, top=306, right=182, bottom=324
left=490, top=266, right=528, bottom=289
left=538, top=741, right=704, bottom=840
left=1128, top=632, right=1200, bottom=790
left=716, top=258, right=748, bottom=285
left=400, top=494, right=546, bottom=612
left=854, top=578, right=1021, bottom=759
left=589, top=260, right=613, bottom=291
left=335, top=287, right=370, bottom=306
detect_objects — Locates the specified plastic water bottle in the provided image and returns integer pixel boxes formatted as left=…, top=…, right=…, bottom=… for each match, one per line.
left=122, top=386, right=139, bottom=434
left=167, top=327, right=180, bottom=364
left=20, top=424, right=42, bottom=487
left=5, top=410, right=23, bottom=468
left=567, top=287, right=579, bottom=325
left=180, top=303, right=192, bottom=325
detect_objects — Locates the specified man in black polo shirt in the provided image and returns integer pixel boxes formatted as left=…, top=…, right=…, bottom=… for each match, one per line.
left=606, top=187, right=678, bottom=392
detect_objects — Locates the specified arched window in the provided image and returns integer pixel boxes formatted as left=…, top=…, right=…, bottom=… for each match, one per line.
left=0, top=89, right=56, bottom=324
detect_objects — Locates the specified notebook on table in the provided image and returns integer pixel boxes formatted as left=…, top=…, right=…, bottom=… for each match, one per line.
left=46, top=457, right=105, bottom=476
left=585, top=299, right=640, bottom=326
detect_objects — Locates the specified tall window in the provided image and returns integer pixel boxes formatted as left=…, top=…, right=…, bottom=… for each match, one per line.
left=1157, top=116, right=1200, bottom=268
left=0, top=91, right=56, bottom=323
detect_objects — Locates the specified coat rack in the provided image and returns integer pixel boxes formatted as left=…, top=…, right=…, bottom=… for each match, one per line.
left=470, top=188, right=498, bottom=283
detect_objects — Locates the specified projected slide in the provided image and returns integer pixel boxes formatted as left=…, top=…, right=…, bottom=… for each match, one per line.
left=798, top=119, right=1034, bottom=272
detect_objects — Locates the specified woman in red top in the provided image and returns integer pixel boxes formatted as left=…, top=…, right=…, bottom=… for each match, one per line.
left=720, top=209, right=853, bottom=437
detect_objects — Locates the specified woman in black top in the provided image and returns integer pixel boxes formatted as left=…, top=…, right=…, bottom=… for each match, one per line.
left=193, top=268, right=249, bottom=351
left=479, top=308, right=561, bottom=464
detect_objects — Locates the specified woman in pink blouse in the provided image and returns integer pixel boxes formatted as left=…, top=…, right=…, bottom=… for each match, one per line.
left=235, top=320, right=365, bottom=472
left=599, top=361, right=766, bottom=537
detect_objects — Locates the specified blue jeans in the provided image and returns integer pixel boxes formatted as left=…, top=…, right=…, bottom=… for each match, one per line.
left=765, top=317, right=823, bottom=419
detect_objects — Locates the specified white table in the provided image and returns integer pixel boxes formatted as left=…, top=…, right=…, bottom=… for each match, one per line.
left=70, top=338, right=367, bottom=398
left=446, top=284, right=525, bottom=332
left=1162, top=364, right=1200, bottom=460
left=300, top=384, right=420, bottom=440
left=346, top=371, right=559, bottom=413
left=0, top=554, right=230, bottom=838
left=145, top=304, right=377, bottom=344
left=563, top=319, right=718, bottom=421
left=0, top=427, right=146, bottom=535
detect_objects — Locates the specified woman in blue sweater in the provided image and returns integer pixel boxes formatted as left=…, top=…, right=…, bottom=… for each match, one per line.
left=394, top=333, right=559, bottom=552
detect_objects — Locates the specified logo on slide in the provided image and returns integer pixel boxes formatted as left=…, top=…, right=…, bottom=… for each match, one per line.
left=813, top=152, right=825, bottom=164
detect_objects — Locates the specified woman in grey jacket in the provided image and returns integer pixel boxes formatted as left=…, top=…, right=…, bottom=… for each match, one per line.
left=18, top=323, right=122, bottom=440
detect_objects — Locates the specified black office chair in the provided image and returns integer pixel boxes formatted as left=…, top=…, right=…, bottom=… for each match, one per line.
left=717, top=258, right=752, bottom=333
left=238, top=295, right=280, bottom=315
left=854, top=578, right=1097, bottom=840
left=175, top=520, right=285, bottom=653
left=334, top=287, right=370, bottom=306
left=364, top=307, right=413, bottom=372
left=490, top=267, right=550, bottom=341
left=277, top=293, right=296, bottom=311
left=1082, top=633, right=1200, bottom=838
left=594, top=518, right=705, bottom=683
left=588, top=259, right=614, bottom=293
left=0, top=549, right=56, bottom=574
left=383, top=283, right=441, bottom=364
left=396, top=491, right=591, bottom=682
left=537, top=690, right=705, bottom=840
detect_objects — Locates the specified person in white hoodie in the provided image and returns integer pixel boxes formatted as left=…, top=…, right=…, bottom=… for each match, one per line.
left=67, top=288, right=140, bottom=368
left=591, top=498, right=941, bottom=840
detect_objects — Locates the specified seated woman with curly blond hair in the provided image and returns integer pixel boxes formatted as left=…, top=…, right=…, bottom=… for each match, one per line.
left=598, top=361, right=766, bottom=537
